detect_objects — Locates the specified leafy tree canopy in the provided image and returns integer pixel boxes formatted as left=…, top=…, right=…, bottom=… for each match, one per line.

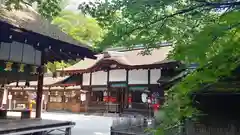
left=48, top=11, right=103, bottom=72
left=4, top=0, right=63, bottom=19
left=52, top=10, right=104, bottom=47
left=79, top=0, right=240, bottom=132
left=46, top=60, right=76, bottom=73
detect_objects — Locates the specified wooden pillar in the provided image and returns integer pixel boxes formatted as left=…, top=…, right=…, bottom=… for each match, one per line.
left=47, top=87, right=50, bottom=111
left=89, top=72, right=92, bottom=97
left=126, top=69, right=129, bottom=108
left=89, top=72, right=92, bottom=89
left=35, top=51, right=45, bottom=118
left=106, top=70, right=110, bottom=112
left=62, top=86, right=66, bottom=103
left=148, top=69, right=151, bottom=89
left=63, top=86, right=66, bottom=110
left=147, top=69, right=152, bottom=117
left=87, top=72, right=92, bottom=112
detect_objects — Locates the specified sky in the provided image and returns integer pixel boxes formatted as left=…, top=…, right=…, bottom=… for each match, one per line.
left=65, top=0, right=95, bottom=11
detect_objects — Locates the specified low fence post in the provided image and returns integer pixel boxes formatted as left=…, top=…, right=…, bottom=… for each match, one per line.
left=65, top=127, right=71, bottom=135
left=110, top=127, right=113, bottom=135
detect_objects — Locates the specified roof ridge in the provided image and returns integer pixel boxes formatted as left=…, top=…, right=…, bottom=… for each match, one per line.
left=104, top=43, right=172, bottom=52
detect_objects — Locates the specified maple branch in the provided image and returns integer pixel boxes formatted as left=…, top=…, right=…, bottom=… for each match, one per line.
left=122, top=1, right=240, bottom=40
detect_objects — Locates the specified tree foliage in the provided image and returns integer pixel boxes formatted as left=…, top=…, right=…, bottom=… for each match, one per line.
left=4, top=0, right=62, bottom=19
left=46, top=60, right=72, bottom=73
left=48, top=11, right=103, bottom=72
left=79, top=0, right=240, bottom=133
left=52, top=10, right=104, bottom=47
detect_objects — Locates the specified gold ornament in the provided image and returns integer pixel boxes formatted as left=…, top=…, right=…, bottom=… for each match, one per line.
left=18, top=64, right=25, bottom=72
left=4, top=62, right=13, bottom=71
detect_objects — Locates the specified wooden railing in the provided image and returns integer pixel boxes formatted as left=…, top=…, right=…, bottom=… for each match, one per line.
left=111, top=116, right=240, bottom=135
left=87, top=101, right=106, bottom=113
left=111, top=116, right=155, bottom=135
left=185, top=120, right=240, bottom=135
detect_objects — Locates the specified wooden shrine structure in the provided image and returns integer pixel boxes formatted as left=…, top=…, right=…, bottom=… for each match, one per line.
left=0, top=4, right=96, bottom=134
left=57, top=46, right=184, bottom=116
left=4, top=73, right=86, bottom=112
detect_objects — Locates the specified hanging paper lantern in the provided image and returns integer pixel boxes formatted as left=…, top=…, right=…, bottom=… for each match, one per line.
left=18, top=64, right=25, bottom=72
left=4, top=62, right=13, bottom=71
left=31, top=66, right=37, bottom=74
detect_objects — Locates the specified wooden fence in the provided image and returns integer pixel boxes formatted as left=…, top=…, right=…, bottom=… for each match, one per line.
left=111, top=116, right=240, bottom=135
left=110, top=116, right=155, bottom=135
left=185, top=120, right=240, bottom=135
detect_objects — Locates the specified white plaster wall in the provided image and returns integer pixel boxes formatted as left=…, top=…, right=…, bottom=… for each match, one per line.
left=129, top=69, right=148, bottom=84
left=150, top=69, right=161, bottom=84
left=91, top=71, right=107, bottom=85
left=109, top=69, right=126, bottom=82
left=82, top=73, right=90, bottom=86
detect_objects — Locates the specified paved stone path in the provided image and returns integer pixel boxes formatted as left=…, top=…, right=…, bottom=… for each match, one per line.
left=8, top=112, right=113, bottom=135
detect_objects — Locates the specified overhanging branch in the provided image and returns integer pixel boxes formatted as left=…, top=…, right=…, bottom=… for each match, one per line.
left=121, top=1, right=240, bottom=41
left=151, top=1, right=240, bottom=26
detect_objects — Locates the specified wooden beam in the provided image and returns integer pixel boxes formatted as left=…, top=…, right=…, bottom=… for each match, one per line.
left=35, top=51, right=45, bottom=118
left=47, top=49, right=64, bottom=61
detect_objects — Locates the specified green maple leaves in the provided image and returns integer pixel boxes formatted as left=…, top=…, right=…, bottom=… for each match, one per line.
left=80, top=0, right=240, bottom=133
left=38, top=0, right=62, bottom=19
left=4, top=0, right=62, bottom=19
left=52, top=11, right=104, bottom=46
